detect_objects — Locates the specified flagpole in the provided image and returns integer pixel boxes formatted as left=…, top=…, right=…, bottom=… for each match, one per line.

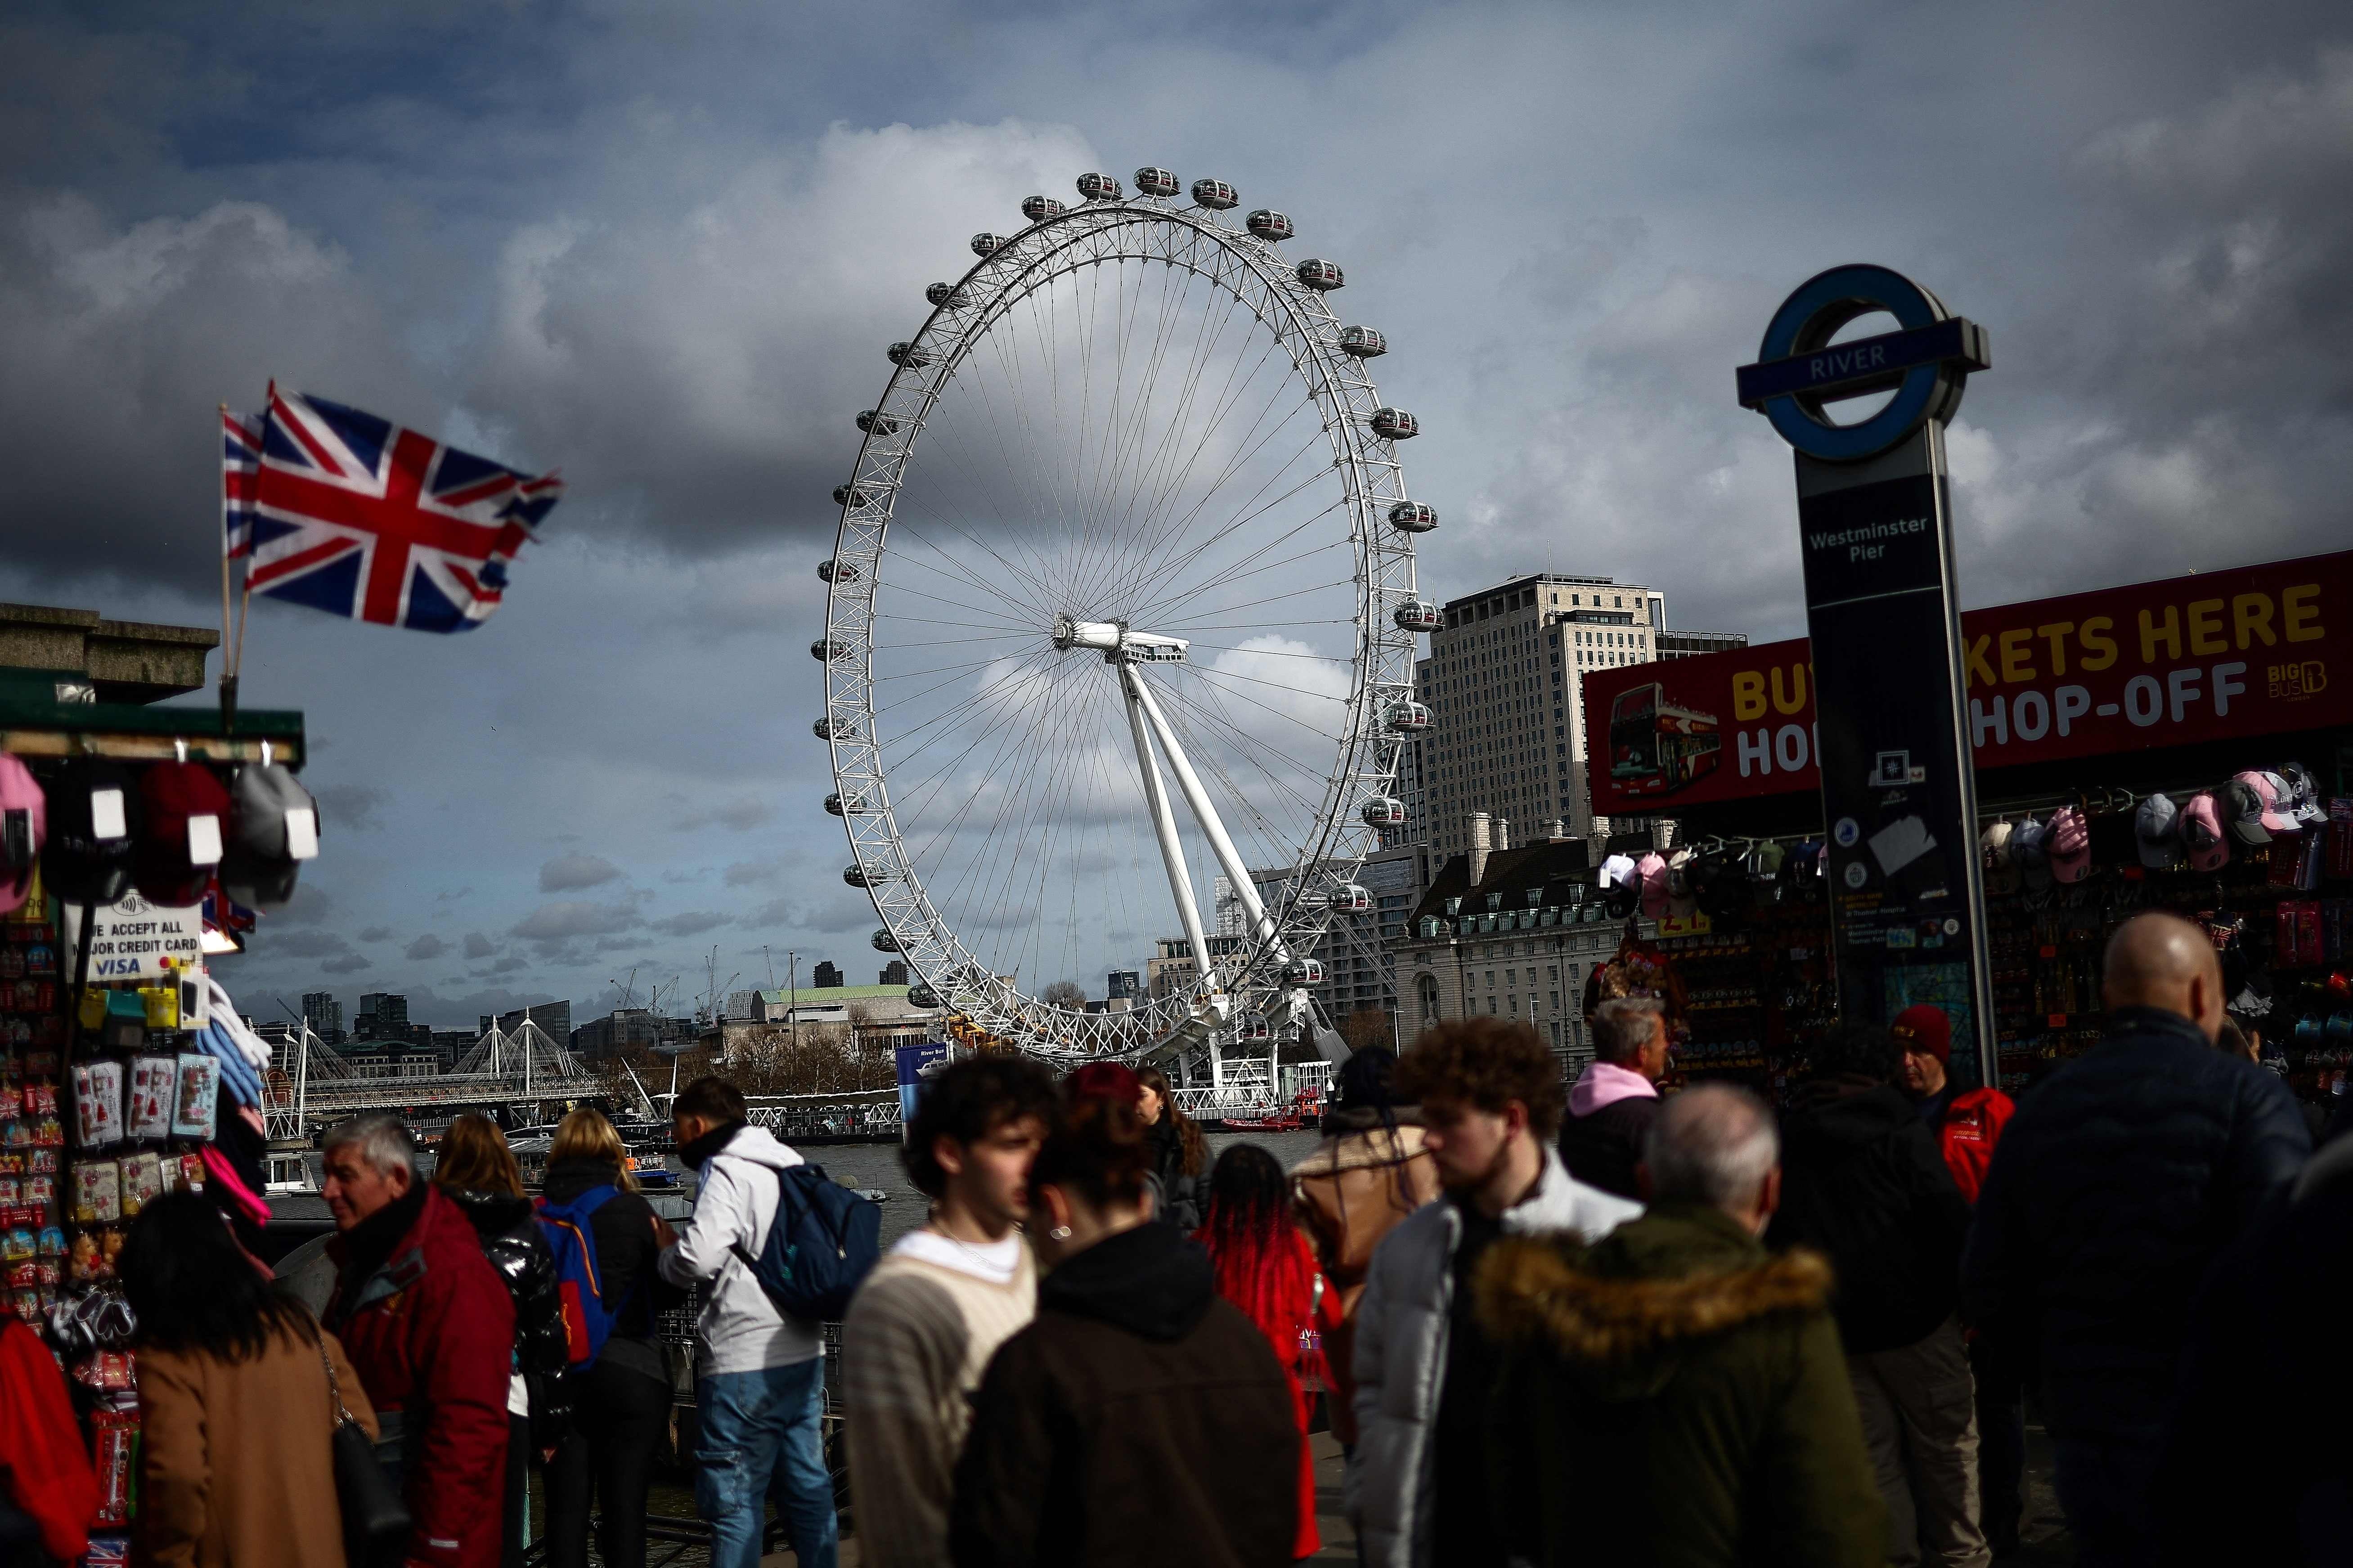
left=218, top=403, right=238, bottom=733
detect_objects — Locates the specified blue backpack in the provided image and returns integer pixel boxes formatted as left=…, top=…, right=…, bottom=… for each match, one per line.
left=727, top=1164, right=881, bottom=1322
left=536, top=1185, right=629, bottom=1366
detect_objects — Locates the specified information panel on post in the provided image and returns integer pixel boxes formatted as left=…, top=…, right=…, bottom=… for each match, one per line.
left=1736, top=264, right=1998, bottom=1089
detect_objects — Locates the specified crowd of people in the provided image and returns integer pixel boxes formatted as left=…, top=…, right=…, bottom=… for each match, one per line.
left=0, top=906, right=2336, bottom=1566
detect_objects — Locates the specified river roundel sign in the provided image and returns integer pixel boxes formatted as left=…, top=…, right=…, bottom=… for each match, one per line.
left=1734, top=264, right=1990, bottom=463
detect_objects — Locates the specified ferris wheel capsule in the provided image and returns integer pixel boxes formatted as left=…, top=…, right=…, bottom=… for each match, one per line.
left=833, top=485, right=868, bottom=507
left=824, top=792, right=847, bottom=816
left=1241, top=1012, right=1271, bottom=1040
left=1190, top=178, right=1238, bottom=210
left=907, top=982, right=942, bottom=1008
left=814, top=716, right=835, bottom=740
left=1339, top=326, right=1387, bottom=357
left=871, top=927, right=900, bottom=952
left=1295, top=259, right=1344, bottom=291
left=845, top=864, right=894, bottom=887
left=1370, top=408, right=1419, bottom=440
left=817, top=559, right=859, bottom=583
left=1282, top=958, right=1325, bottom=986
left=1384, top=700, right=1432, bottom=733
left=888, top=342, right=931, bottom=367
left=970, top=233, right=1006, bottom=256
left=1246, top=210, right=1294, bottom=242
left=1361, top=796, right=1407, bottom=827
left=1393, top=596, right=1441, bottom=632
left=1020, top=195, right=1066, bottom=223
left=811, top=638, right=851, bottom=661
left=926, top=282, right=968, bottom=309
left=856, top=410, right=898, bottom=435
left=1076, top=172, right=1123, bottom=201
left=1388, top=501, right=1437, bottom=533
left=1133, top=166, right=1179, bottom=198
left=1331, top=883, right=1373, bottom=912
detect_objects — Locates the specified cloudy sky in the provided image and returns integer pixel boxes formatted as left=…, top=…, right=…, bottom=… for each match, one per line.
left=3, top=0, right=2346, bottom=1029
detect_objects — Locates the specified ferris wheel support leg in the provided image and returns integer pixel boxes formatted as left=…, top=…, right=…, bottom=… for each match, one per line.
left=1121, top=672, right=1214, bottom=999
left=1123, top=667, right=1288, bottom=962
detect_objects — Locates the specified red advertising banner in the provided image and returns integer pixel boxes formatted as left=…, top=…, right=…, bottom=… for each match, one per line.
left=1587, top=549, right=2353, bottom=815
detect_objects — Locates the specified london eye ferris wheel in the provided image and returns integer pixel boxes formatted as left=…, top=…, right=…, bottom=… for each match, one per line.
left=816, top=166, right=1438, bottom=1078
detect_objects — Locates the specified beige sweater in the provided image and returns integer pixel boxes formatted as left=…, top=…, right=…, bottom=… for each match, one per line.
left=840, top=1234, right=1038, bottom=1568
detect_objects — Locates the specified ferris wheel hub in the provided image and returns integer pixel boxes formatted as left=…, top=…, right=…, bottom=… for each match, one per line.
left=1051, top=617, right=1189, bottom=664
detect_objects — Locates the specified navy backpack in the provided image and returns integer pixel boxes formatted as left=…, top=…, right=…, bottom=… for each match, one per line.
left=728, top=1163, right=881, bottom=1322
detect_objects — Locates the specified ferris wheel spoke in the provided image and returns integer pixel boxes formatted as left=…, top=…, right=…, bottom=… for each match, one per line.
left=1138, top=528, right=1352, bottom=627
left=1116, top=454, right=1340, bottom=618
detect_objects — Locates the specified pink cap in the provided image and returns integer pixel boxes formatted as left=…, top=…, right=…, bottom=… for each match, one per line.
left=2046, top=805, right=2092, bottom=883
left=1637, top=852, right=1670, bottom=918
left=2180, top=791, right=2231, bottom=871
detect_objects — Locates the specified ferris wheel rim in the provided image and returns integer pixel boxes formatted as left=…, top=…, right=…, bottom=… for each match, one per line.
left=822, top=188, right=1423, bottom=1062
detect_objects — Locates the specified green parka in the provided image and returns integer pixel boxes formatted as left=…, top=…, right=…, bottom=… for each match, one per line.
left=1476, top=1202, right=1885, bottom=1568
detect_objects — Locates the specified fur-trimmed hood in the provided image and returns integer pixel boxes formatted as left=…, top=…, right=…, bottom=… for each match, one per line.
left=1476, top=1204, right=1833, bottom=1398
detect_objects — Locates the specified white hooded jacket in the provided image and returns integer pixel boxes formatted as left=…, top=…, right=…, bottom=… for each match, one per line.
left=1349, top=1146, right=1641, bottom=1568
left=657, top=1123, right=825, bottom=1374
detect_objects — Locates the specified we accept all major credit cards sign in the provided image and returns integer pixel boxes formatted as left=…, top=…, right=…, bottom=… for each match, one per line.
left=1586, top=548, right=2352, bottom=814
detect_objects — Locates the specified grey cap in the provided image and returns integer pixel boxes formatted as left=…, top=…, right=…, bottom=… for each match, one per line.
left=2013, top=814, right=2052, bottom=889
left=2135, top=793, right=2181, bottom=869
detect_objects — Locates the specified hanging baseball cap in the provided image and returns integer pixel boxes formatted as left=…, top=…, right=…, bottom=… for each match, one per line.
left=2180, top=791, right=2230, bottom=872
left=2135, top=793, right=2182, bottom=870
left=1636, top=852, right=1670, bottom=919
left=1785, top=840, right=1826, bottom=903
left=1665, top=848, right=1699, bottom=919
left=1890, top=1004, right=1952, bottom=1066
left=2278, top=762, right=2329, bottom=829
left=1599, top=852, right=1637, bottom=891
left=2013, top=814, right=2052, bottom=890
left=0, top=756, right=45, bottom=915
left=1693, top=849, right=1754, bottom=922
left=40, top=757, right=136, bottom=905
left=134, top=761, right=232, bottom=908
left=2222, top=770, right=2292, bottom=844
left=2046, top=805, right=2093, bottom=884
left=219, top=761, right=321, bottom=909
left=1980, top=820, right=2020, bottom=896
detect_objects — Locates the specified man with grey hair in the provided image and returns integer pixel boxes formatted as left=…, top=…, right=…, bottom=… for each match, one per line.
left=323, top=1114, right=516, bottom=1568
left=1480, top=1084, right=1883, bottom=1567
left=1557, top=996, right=1670, bottom=1199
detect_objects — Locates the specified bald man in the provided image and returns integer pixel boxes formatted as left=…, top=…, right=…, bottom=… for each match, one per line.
left=1962, top=912, right=2308, bottom=1567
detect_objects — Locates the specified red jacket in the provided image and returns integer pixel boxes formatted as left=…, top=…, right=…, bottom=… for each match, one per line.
left=0, top=1317, right=98, bottom=1562
left=1932, top=1086, right=2016, bottom=1205
left=328, top=1185, right=514, bottom=1568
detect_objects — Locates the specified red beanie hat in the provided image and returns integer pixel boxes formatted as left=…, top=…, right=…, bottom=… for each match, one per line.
left=1890, top=1004, right=1952, bottom=1066
left=1064, top=1062, right=1141, bottom=1105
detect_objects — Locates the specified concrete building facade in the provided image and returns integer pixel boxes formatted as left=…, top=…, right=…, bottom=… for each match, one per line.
left=1404, top=573, right=1747, bottom=858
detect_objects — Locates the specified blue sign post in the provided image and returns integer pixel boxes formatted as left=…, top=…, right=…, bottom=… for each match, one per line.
left=1736, top=265, right=1998, bottom=1090
left=895, top=1040, right=949, bottom=1142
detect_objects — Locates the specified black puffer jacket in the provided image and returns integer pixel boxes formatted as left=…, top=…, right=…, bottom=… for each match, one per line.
left=446, top=1187, right=574, bottom=1443
left=2156, top=1136, right=2353, bottom=1565
left=1146, top=1116, right=1203, bottom=1232
left=1768, top=1078, right=1969, bottom=1354
left=1962, top=1006, right=2310, bottom=1440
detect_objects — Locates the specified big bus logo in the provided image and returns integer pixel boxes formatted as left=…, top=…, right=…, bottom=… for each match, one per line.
left=1609, top=683, right=1721, bottom=794
left=2269, top=661, right=2327, bottom=702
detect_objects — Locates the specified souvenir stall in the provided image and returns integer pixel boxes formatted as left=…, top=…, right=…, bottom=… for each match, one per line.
left=1584, top=548, right=2353, bottom=1111
left=0, top=685, right=311, bottom=1548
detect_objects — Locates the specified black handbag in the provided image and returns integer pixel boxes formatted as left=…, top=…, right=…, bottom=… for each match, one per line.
left=313, top=1326, right=410, bottom=1568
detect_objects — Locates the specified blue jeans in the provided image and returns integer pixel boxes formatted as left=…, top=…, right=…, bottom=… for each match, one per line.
left=694, top=1360, right=837, bottom=1568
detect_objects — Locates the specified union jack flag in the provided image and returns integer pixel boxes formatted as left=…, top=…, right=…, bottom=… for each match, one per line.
left=246, top=386, right=561, bottom=633
left=221, top=408, right=262, bottom=559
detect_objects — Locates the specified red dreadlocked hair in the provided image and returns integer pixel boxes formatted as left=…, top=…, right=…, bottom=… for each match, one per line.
left=1194, top=1142, right=1321, bottom=1385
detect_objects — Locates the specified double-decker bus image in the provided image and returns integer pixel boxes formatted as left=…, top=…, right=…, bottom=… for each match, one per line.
left=1609, top=682, right=1722, bottom=795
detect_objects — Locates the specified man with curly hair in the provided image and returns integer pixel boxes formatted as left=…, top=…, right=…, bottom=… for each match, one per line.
left=1351, top=1019, right=1642, bottom=1568
left=840, top=1053, right=1058, bottom=1568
